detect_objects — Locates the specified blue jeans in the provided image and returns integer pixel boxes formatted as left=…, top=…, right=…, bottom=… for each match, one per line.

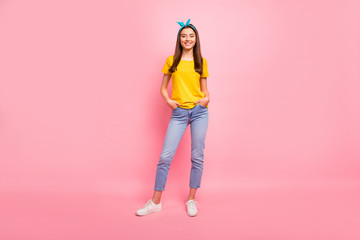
left=154, top=104, right=209, bottom=191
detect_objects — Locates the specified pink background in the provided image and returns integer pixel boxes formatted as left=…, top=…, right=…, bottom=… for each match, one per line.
left=1, top=0, right=359, bottom=239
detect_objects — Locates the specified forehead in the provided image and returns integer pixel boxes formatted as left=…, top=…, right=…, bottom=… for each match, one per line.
left=180, top=28, right=195, bottom=35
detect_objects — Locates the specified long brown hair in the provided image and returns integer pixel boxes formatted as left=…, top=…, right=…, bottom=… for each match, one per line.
left=169, top=24, right=204, bottom=75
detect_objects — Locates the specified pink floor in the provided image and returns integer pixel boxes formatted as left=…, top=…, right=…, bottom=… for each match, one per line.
left=1, top=181, right=359, bottom=240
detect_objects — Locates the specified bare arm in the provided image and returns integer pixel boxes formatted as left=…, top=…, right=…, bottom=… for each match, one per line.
left=195, top=77, right=210, bottom=106
left=160, top=74, right=181, bottom=110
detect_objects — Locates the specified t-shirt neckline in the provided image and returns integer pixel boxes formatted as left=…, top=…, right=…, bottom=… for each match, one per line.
left=181, top=59, right=194, bottom=62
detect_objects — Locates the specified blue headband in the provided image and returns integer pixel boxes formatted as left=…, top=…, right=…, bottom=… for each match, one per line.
left=177, top=19, right=196, bottom=32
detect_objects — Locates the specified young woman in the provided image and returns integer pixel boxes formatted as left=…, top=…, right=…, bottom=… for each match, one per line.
left=136, top=19, right=210, bottom=217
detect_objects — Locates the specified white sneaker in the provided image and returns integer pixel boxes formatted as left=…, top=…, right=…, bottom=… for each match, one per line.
left=136, top=199, right=161, bottom=216
left=186, top=199, right=199, bottom=217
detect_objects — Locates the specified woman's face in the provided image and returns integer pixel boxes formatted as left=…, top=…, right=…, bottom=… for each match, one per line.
left=180, top=28, right=196, bottom=50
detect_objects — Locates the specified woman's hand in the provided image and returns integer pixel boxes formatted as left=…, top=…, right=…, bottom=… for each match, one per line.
left=167, top=99, right=181, bottom=110
left=194, top=97, right=210, bottom=107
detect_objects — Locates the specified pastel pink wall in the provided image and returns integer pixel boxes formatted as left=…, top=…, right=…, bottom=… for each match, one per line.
left=1, top=0, right=359, bottom=203
left=1, top=1, right=360, bottom=239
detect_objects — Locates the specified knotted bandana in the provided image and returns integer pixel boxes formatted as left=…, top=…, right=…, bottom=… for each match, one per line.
left=177, top=19, right=196, bottom=32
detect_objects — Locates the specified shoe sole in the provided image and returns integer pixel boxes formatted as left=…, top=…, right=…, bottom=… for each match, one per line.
left=187, top=212, right=197, bottom=217
left=135, top=208, right=161, bottom=216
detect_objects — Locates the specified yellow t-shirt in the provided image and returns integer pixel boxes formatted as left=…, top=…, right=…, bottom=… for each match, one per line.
left=161, top=55, right=209, bottom=109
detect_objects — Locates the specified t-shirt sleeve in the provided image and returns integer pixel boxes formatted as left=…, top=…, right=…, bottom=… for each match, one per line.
left=161, top=56, right=172, bottom=75
left=201, top=58, right=209, bottom=78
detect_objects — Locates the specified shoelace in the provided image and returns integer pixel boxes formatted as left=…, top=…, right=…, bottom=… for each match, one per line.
left=144, top=200, right=153, bottom=209
left=186, top=200, right=199, bottom=209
